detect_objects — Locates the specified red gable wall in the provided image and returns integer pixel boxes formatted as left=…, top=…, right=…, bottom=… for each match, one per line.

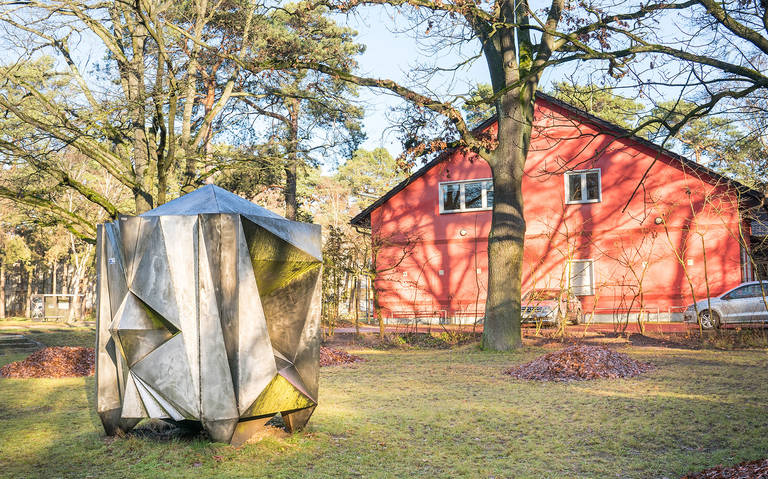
left=370, top=97, right=746, bottom=322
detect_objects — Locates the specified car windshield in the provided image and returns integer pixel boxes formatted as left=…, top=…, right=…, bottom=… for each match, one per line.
left=524, top=290, right=560, bottom=301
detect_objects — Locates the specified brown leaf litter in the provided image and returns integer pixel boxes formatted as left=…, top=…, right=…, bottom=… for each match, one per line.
left=320, top=346, right=364, bottom=367
left=682, top=458, right=768, bottom=479
left=503, top=344, right=654, bottom=381
left=2, top=346, right=361, bottom=378
left=1, top=346, right=95, bottom=378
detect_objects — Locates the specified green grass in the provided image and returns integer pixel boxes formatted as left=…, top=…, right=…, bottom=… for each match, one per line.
left=0, top=326, right=95, bottom=344
left=1, top=333, right=767, bottom=478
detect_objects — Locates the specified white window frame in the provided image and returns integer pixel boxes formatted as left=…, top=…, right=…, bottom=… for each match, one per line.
left=438, top=178, right=494, bottom=214
left=568, top=259, right=595, bottom=296
left=564, top=168, right=602, bottom=205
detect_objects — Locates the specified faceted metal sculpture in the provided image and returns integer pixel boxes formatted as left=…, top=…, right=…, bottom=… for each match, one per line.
left=95, top=185, right=322, bottom=445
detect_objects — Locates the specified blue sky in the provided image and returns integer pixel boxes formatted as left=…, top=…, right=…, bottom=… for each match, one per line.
left=336, top=7, right=575, bottom=161
left=337, top=8, right=487, bottom=156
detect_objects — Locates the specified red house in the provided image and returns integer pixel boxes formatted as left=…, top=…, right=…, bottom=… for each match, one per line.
left=351, top=93, right=765, bottom=324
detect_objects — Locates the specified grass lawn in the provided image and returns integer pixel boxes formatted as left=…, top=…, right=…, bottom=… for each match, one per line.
left=1, top=329, right=767, bottom=478
left=3, top=327, right=96, bottom=347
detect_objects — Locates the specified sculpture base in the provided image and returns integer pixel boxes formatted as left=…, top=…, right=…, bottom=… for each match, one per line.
left=100, top=409, right=314, bottom=445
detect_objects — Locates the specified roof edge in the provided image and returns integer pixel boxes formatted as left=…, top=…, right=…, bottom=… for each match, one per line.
left=350, top=92, right=764, bottom=227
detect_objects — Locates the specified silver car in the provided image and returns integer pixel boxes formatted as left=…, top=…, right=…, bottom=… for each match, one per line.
left=521, top=288, right=583, bottom=326
left=683, top=281, right=768, bottom=329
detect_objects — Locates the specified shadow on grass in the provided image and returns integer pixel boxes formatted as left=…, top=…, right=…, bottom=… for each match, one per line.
left=3, top=346, right=768, bottom=478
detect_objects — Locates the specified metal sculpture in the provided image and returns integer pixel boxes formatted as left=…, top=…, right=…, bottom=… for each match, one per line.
left=95, top=185, right=322, bottom=445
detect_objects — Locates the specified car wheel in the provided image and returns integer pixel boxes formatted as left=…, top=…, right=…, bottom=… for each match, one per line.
left=699, top=310, right=721, bottom=329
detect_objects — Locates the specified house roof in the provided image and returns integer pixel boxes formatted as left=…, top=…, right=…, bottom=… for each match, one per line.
left=350, top=92, right=764, bottom=228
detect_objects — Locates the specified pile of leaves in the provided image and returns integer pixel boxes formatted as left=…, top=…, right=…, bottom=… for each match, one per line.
left=320, top=347, right=364, bottom=367
left=682, top=458, right=768, bottom=479
left=0, top=347, right=95, bottom=378
left=503, top=344, right=653, bottom=382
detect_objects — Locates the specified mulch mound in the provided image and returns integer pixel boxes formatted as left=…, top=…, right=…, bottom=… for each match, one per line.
left=0, top=346, right=95, bottom=378
left=503, top=344, right=654, bottom=381
left=320, top=346, right=364, bottom=367
left=682, top=458, right=768, bottom=478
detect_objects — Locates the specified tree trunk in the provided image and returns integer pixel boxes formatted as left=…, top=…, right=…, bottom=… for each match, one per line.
left=62, top=265, right=69, bottom=295
left=352, top=276, right=360, bottom=337
left=68, top=275, right=81, bottom=323
left=373, top=280, right=385, bottom=338
left=128, top=22, right=152, bottom=214
left=0, top=263, right=5, bottom=319
left=33, top=266, right=40, bottom=295
left=284, top=98, right=300, bottom=220
left=132, top=127, right=153, bottom=214
left=481, top=86, right=534, bottom=351
left=284, top=161, right=298, bottom=220
left=24, top=267, right=32, bottom=318
left=52, top=262, right=57, bottom=294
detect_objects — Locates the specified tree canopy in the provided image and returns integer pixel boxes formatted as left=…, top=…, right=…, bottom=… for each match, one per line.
left=0, top=0, right=364, bottom=235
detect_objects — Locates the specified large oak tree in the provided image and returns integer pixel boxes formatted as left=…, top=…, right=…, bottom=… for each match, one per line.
left=242, top=0, right=691, bottom=349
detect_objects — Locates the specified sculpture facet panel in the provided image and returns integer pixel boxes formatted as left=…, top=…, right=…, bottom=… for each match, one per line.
left=95, top=185, right=322, bottom=445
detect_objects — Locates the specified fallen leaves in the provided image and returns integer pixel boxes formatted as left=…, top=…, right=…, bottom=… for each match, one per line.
left=682, top=458, right=768, bottom=479
left=1, top=346, right=360, bottom=377
left=503, top=344, right=654, bottom=382
left=0, top=346, right=95, bottom=378
left=320, top=347, right=364, bottom=367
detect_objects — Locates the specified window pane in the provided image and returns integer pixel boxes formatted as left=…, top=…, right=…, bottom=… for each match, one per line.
left=570, top=260, right=594, bottom=296
left=727, top=286, right=750, bottom=299
left=746, top=284, right=766, bottom=298
left=485, top=181, right=494, bottom=208
left=586, top=171, right=600, bottom=201
left=465, top=182, right=483, bottom=209
left=568, top=174, right=582, bottom=202
left=442, top=184, right=461, bottom=211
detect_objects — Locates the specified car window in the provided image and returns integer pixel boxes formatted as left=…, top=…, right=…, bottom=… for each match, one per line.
left=724, top=286, right=751, bottom=300
left=724, top=284, right=768, bottom=300
left=748, top=284, right=768, bottom=298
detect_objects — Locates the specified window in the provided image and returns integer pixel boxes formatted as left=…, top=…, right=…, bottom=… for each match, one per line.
left=723, top=284, right=768, bottom=300
left=565, top=169, right=601, bottom=204
left=439, top=179, right=493, bottom=213
left=568, top=259, right=595, bottom=296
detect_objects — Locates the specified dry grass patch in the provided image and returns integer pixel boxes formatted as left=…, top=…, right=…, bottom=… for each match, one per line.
left=1, top=327, right=767, bottom=478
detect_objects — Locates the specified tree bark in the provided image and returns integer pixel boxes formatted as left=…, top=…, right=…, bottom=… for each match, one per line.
left=481, top=84, right=535, bottom=350
left=127, top=17, right=152, bottom=214
left=284, top=162, right=298, bottom=220
left=52, top=262, right=57, bottom=294
left=68, top=275, right=81, bottom=323
left=284, top=98, right=301, bottom=220
left=33, top=266, right=40, bottom=295
left=373, top=280, right=385, bottom=338
left=353, top=276, right=360, bottom=337
left=0, top=263, right=5, bottom=319
left=62, top=265, right=69, bottom=295
left=24, top=267, right=32, bottom=318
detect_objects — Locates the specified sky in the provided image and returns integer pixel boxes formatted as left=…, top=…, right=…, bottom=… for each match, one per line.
left=334, top=8, right=486, bottom=156
left=332, top=7, right=574, bottom=163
